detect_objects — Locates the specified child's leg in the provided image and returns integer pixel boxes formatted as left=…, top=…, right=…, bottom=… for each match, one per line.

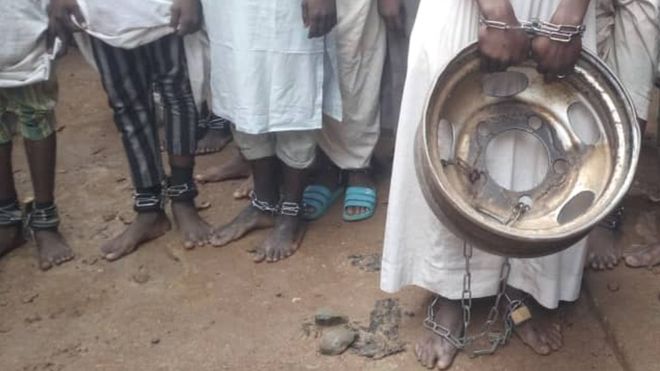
left=15, top=81, right=73, bottom=269
left=149, top=34, right=211, bottom=248
left=211, top=132, right=278, bottom=247
left=252, top=130, right=316, bottom=263
left=90, top=38, right=171, bottom=261
left=0, top=100, right=23, bottom=256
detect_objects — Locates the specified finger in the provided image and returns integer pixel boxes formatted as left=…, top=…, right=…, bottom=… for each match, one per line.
left=170, top=7, right=182, bottom=30
left=46, top=28, right=56, bottom=54
left=308, top=16, right=321, bottom=38
left=302, top=2, right=310, bottom=27
left=72, top=4, right=87, bottom=28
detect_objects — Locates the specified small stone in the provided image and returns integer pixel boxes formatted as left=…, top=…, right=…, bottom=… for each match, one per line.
left=118, top=213, right=134, bottom=225
left=0, top=325, right=11, bottom=333
left=132, top=271, right=150, bottom=284
left=25, top=314, right=42, bottom=324
left=116, top=176, right=127, bottom=183
left=292, top=297, right=302, bottom=303
left=151, top=338, right=160, bottom=345
left=22, top=293, right=39, bottom=304
left=607, top=282, right=620, bottom=292
left=197, top=201, right=212, bottom=211
left=319, top=327, right=357, bottom=356
left=314, top=308, right=348, bottom=327
left=404, top=311, right=415, bottom=318
left=102, top=212, right=117, bottom=222
left=275, top=293, right=283, bottom=298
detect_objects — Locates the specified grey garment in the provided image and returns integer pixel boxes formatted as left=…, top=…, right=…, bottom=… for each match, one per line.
left=380, top=0, right=421, bottom=133
left=91, top=34, right=198, bottom=190
left=232, top=129, right=318, bottom=170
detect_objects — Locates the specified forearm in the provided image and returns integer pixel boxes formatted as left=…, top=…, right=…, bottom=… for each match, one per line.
left=552, top=0, right=591, bottom=25
left=475, top=0, right=516, bottom=21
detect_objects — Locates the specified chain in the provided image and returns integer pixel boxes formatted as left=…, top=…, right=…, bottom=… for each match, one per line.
left=480, top=18, right=586, bottom=43
left=423, top=241, right=514, bottom=357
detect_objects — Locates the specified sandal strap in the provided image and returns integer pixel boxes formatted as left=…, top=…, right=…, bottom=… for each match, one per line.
left=0, top=202, right=22, bottom=227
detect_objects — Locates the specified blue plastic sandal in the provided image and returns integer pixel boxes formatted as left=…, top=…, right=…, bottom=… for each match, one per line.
left=343, top=186, right=377, bottom=222
left=302, top=185, right=344, bottom=221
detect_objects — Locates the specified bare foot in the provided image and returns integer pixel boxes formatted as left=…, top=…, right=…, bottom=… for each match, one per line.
left=345, top=170, right=376, bottom=217
left=415, top=296, right=462, bottom=370
left=624, top=243, right=660, bottom=268
left=210, top=205, right=274, bottom=247
left=507, top=286, right=562, bottom=355
left=233, top=176, right=253, bottom=200
left=0, top=225, right=25, bottom=258
left=101, top=212, right=171, bottom=261
left=34, top=229, right=74, bottom=270
left=195, top=151, right=250, bottom=184
left=586, top=227, right=620, bottom=270
left=172, top=202, right=212, bottom=249
left=195, top=128, right=232, bottom=155
left=253, top=215, right=305, bottom=263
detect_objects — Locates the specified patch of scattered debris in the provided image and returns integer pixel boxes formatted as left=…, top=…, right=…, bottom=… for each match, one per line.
left=304, top=299, right=406, bottom=360
left=348, top=253, right=381, bottom=272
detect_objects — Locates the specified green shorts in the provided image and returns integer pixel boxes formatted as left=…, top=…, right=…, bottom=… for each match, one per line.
left=0, top=79, right=58, bottom=144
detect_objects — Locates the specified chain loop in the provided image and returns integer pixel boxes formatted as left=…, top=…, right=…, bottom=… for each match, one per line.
left=480, top=17, right=586, bottom=43
left=423, top=241, right=515, bottom=357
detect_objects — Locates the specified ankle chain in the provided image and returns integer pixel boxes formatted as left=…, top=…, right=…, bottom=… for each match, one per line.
left=0, top=201, right=22, bottom=227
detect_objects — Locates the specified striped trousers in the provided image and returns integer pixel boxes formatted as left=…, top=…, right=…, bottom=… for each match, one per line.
left=91, top=34, right=197, bottom=190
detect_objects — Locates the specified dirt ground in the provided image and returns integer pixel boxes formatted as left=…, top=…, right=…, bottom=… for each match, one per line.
left=0, top=52, right=656, bottom=371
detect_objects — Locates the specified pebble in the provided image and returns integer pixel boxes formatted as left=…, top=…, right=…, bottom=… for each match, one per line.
left=22, top=293, right=39, bottom=304
left=151, top=338, right=161, bottom=345
left=319, top=327, right=357, bottom=356
left=197, top=201, right=212, bottom=211
left=25, top=314, right=42, bottom=324
left=132, top=271, right=151, bottom=285
left=102, top=212, right=117, bottom=222
left=607, top=282, right=620, bottom=292
left=314, top=308, right=348, bottom=327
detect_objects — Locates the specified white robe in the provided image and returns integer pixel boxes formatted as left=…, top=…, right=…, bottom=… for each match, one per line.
left=0, top=0, right=55, bottom=87
left=201, top=0, right=342, bottom=135
left=380, top=0, right=597, bottom=310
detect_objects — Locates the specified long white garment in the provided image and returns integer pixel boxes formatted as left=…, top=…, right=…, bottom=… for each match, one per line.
left=596, top=0, right=659, bottom=121
left=0, top=0, right=55, bottom=87
left=380, top=0, right=597, bottom=310
left=317, top=0, right=386, bottom=170
left=201, top=0, right=342, bottom=135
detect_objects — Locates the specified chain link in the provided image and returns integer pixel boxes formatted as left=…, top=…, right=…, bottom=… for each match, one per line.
left=480, top=17, right=586, bottom=43
left=423, top=241, right=515, bottom=357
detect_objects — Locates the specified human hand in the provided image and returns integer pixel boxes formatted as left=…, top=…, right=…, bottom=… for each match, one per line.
left=530, top=8, right=585, bottom=81
left=171, top=0, right=202, bottom=36
left=378, top=0, right=405, bottom=35
left=302, top=0, right=337, bottom=38
left=47, top=0, right=86, bottom=56
left=477, top=6, right=530, bottom=72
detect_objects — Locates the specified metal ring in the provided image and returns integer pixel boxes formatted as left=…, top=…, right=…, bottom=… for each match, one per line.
left=415, top=44, right=640, bottom=257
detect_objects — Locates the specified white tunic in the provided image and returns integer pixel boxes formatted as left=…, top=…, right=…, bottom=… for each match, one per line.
left=0, top=0, right=55, bottom=87
left=201, top=0, right=342, bottom=135
left=380, top=0, right=597, bottom=309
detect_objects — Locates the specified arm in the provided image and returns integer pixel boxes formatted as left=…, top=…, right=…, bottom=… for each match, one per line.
left=531, top=0, right=591, bottom=79
left=302, top=0, right=337, bottom=39
left=476, top=0, right=530, bottom=71
left=378, top=0, right=405, bottom=35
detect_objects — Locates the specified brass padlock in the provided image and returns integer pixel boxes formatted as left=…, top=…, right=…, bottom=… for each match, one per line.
left=510, top=304, right=532, bottom=325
